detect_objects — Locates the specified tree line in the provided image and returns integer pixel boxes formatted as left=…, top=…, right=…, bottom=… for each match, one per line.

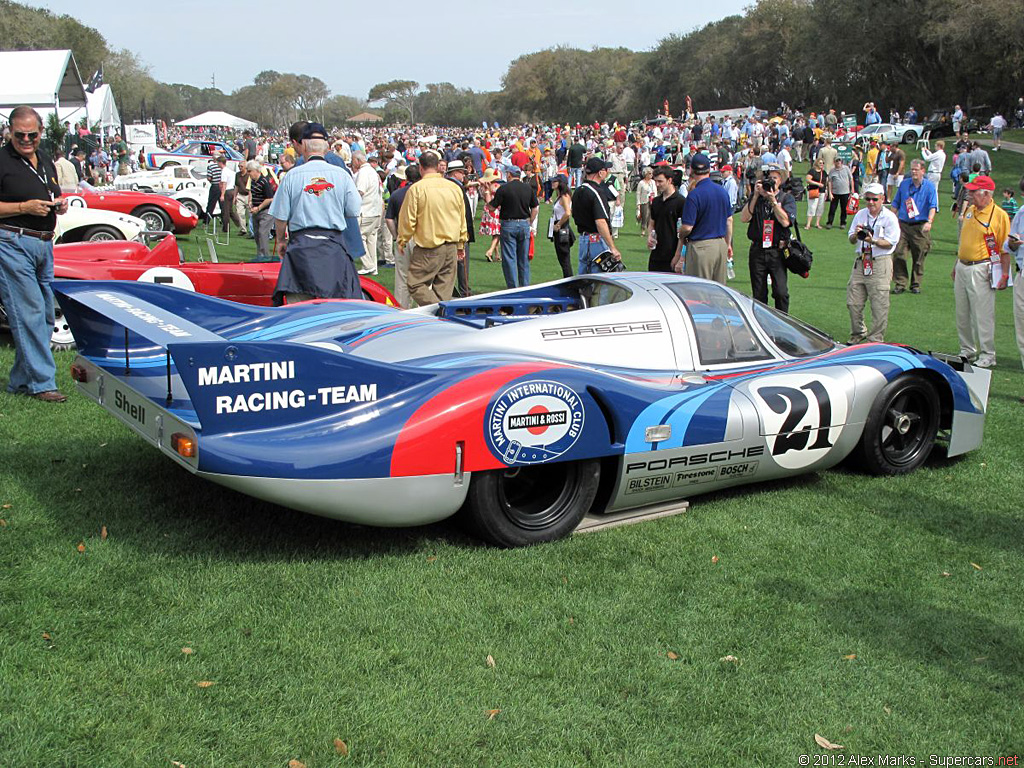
left=2, top=0, right=1021, bottom=129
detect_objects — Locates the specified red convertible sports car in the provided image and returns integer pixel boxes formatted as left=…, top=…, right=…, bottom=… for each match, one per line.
left=45, top=235, right=399, bottom=348
left=66, top=190, right=200, bottom=235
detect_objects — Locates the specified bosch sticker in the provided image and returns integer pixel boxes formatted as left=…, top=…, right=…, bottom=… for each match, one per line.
left=487, top=380, right=585, bottom=464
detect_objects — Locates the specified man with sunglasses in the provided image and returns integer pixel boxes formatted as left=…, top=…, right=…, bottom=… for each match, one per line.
left=846, top=183, right=900, bottom=343
left=0, top=106, right=69, bottom=402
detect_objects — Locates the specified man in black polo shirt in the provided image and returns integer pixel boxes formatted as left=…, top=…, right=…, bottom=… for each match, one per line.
left=572, top=157, right=622, bottom=274
left=567, top=138, right=587, bottom=188
left=487, top=165, right=538, bottom=288
left=647, top=165, right=686, bottom=273
left=0, top=106, right=70, bottom=402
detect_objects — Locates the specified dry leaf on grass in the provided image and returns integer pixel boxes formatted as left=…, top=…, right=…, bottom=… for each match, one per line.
left=970, top=562, right=982, bottom=570
left=42, top=632, right=52, bottom=641
left=288, top=761, right=306, bottom=768
left=74, top=488, right=82, bottom=493
left=719, top=655, right=740, bottom=664
left=101, top=526, right=108, bottom=540
left=568, top=616, right=574, bottom=625
left=426, top=556, right=437, bottom=563
left=974, top=657, right=988, bottom=663
left=76, top=542, right=85, bottom=553
left=181, top=647, right=193, bottom=655
left=883, top=706, right=891, bottom=715
left=0, top=519, right=7, bottom=527
left=843, top=654, right=857, bottom=660
left=666, top=651, right=680, bottom=660
left=486, top=709, right=501, bottom=720
left=814, top=734, right=844, bottom=750
left=334, top=738, right=349, bottom=756
left=711, top=555, right=719, bottom=564
left=486, top=655, right=496, bottom=668
left=195, top=680, right=215, bottom=688
left=941, top=572, right=951, bottom=577
left=1, top=503, right=11, bottom=509
left=171, top=762, right=187, bottom=768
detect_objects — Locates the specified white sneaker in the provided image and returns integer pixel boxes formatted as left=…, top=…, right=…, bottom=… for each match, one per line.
left=975, top=357, right=996, bottom=368
left=357, top=268, right=377, bottom=276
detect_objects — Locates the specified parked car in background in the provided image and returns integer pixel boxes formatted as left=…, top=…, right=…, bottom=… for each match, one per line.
left=922, top=107, right=993, bottom=138
left=854, top=122, right=924, bottom=146
left=65, top=190, right=199, bottom=234
left=54, top=206, right=145, bottom=244
left=144, top=141, right=243, bottom=170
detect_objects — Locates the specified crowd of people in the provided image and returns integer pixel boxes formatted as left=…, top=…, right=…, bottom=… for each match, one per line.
left=1, top=99, right=1023, bottom=405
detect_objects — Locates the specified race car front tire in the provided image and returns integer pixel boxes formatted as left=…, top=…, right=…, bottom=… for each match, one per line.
left=856, top=374, right=940, bottom=475
left=463, top=459, right=601, bottom=547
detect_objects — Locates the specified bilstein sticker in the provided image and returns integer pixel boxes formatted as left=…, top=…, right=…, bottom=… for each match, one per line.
left=486, top=380, right=585, bottom=464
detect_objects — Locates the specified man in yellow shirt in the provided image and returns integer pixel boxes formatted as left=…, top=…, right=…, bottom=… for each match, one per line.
left=397, top=151, right=468, bottom=306
left=952, top=175, right=1011, bottom=367
left=864, top=141, right=880, bottom=184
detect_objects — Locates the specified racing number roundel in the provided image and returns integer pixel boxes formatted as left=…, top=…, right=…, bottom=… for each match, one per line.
left=137, top=267, right=196, bottom=292
left=749, top=373, right=848, bottom=470
left=486, top=380, right=585, bottom=465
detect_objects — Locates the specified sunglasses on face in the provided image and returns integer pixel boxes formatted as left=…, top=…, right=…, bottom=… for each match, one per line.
left=14, top=131, right=40, bottom=141
left=863, top=196, right=881, bottom=202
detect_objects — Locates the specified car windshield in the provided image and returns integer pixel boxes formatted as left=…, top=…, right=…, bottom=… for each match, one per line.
left=668, top=283, right=771, bottom=366
left=751, top=302, right=835, bottom=357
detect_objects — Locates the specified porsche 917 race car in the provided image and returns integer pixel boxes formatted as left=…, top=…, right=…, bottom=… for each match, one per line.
left=54, top=274, right=991, bottom=547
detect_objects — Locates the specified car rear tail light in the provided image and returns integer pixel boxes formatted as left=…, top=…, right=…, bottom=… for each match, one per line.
left=70, top=363, right=89, bottom=383
left=171, top=433, right=195, bottom=458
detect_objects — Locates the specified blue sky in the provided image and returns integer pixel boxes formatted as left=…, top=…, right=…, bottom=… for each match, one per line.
left=33, top=0, right=749, bottom=99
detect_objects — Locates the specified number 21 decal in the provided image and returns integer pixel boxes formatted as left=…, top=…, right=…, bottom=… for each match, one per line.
left=750, top=373, right=849, bottom=470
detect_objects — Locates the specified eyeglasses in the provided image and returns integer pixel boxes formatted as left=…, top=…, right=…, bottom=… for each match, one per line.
left=14, top=131, right=40, bottom=141
left=863, top=196, right=881, bottom=202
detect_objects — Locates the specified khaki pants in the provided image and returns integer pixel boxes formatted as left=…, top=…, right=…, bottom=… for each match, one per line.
left=358, top=215, right=380, bottom=273
left=377, top=217, right=394, bottom=264
left=685, top=238, right=729, bottom=284
left=408, top=242, right=457, bottom=306
left=954, top=259, right=996, bottom=365
left=395, top=240, right=413, bottom=308
left=847, top=255, right=892, bottom=342
left=892, top=221, right=931, bottom=291
left=1014, top=268, right=1024, bottom=369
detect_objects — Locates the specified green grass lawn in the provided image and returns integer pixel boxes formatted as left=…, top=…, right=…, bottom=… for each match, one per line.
left=1, top=147, right=1023, bottom=767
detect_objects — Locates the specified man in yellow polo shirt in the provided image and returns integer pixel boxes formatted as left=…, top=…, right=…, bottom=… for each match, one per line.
left=952, top=174, right=1011, bottom=367
left=397, top=151, right=468, bottom=306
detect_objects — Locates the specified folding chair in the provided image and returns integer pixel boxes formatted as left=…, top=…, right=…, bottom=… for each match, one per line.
left=916, top=130, right=931, bottom=151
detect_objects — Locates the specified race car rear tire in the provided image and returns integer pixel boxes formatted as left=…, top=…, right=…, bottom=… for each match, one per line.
left=81, top=225, right=124, bottom=242
left=463, top=459, right=601, bottom=547
left=856, top=374, right=940, bottom=475
left=133, top=205, right=171, bottom=232
left=902, top=131, right=918, bottom=144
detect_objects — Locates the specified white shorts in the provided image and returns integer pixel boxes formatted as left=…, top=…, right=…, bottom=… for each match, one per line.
left=807, top=195, right=824, bottom=217
left=892, top=175, right=904, bottom=187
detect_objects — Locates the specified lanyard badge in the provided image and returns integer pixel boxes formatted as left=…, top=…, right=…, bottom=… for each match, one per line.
left=762, top=220, right=774, bottom=248
left=905, top=196, right=919, bottom=219
left=984, top=233, right=999, bottom=261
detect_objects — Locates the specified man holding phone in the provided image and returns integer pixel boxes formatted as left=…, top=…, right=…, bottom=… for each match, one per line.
left=0, top=106, right=69, bottom=402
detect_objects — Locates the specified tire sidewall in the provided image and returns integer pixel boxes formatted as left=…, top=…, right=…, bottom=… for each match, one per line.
left=859, top=375, right=940, bottom=475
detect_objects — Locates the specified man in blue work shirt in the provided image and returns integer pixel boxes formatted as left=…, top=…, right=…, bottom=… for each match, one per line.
left=890, top=158, right=938, bottom=294
left=673, top=153, right=733, bottom=284
left=269, top=122, right=362, bottom=305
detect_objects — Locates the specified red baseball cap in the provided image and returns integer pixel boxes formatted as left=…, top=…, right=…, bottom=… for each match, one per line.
left=721, top=164, right=733, bottom=172
left=964, top=175, right=996, bottom=191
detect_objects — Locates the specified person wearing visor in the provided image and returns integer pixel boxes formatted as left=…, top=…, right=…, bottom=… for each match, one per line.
left=846, top=183, right=900, bottom=343
left=952, top=174, right=1011, bottom=368
left=0, top=105, right=69, bottom=402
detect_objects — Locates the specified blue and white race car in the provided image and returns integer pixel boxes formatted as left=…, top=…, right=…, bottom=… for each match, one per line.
left=54, top=274, right=991, bottom=547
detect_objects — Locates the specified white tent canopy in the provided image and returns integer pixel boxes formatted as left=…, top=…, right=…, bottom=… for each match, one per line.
left=176, top=111, right=256, bottom=130
left=85, top=84, right=120, bottom=129
left=695, top=106, right=761, bottom=122
left=0, top=49, right=86, bottom=121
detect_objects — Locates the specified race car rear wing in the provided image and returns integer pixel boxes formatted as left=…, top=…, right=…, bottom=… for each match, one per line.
left=54, top=281, right=434, bottom=435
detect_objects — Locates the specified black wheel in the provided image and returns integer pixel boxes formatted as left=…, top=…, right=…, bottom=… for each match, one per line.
left=463, top=459, right=601, bottom=547
left=132, top=205, right=171, bottom=231
left=81, top=225, right=124, bottom=242
left=902, top=131, right=918, bottom=144
left=856, top=375, right=940, bottom=475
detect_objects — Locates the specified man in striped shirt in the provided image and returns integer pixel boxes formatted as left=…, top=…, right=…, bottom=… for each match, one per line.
left=246, top=160, right=276, bottom=261
left=204, top=155, right=226, bottom=224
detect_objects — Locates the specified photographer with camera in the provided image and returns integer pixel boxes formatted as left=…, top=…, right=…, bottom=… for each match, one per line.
left=739, top=164, right=798, bottom=312
left=846, top=183, right=900, bottom=343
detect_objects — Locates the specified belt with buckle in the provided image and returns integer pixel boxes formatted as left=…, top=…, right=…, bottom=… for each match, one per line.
left=959, top=258, right=990, bottom=265
left=0, top=223, right=55, bottom=241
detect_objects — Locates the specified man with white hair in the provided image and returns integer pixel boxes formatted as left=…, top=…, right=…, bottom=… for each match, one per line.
left=952, top=175, right=1011, bottom=367
left=269, top=123, right=362, bottom=305
left=246, top=160, right=275, bottom=261
left=352, top=150, right=383, bottom=275
left=846, top=183, right=900, bottom=343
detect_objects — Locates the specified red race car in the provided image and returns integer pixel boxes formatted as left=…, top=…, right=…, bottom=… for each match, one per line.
left=66, top=189, right=200, bottom=235
left=45, top=235, right=398, bottom=348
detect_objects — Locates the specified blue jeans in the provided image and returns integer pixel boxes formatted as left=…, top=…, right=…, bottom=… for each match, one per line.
left=577, top=233, right=607, bottom=274
left=500, top=219, right=531, bottom=288
left=569, top=167, right=583, bottom=188
left=0, top=231, right=58, bottom=394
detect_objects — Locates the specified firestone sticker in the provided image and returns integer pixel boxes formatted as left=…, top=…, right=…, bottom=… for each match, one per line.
left=486, top=380, right=585, bottom=465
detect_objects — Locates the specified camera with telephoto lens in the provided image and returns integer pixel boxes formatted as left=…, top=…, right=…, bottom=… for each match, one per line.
left=856, top=225, right=871, bottom=241
left=761, top=178, right=775, bottom=193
